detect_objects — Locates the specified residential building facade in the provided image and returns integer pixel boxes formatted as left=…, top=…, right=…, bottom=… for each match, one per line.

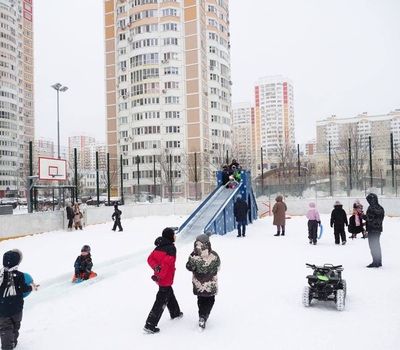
left=103, top=0, right=232, bottom=200
left=231, top=102, right=254, bottom=172
left=254, top=76, right=295, bottom=175
left=0, top=0, right=34, bottom=197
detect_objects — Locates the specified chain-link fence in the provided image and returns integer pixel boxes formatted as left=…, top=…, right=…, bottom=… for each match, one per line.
left=23, top=131, right=400, bottom=211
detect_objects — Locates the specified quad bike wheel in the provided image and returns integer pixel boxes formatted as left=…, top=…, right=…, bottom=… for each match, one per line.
left=341, top=279, right=347, bottom=297
left=302, top=286, right=312, bottom=307
left=336, top=289, right=345, bottom=311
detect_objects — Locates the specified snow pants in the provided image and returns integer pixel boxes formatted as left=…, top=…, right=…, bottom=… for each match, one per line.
left=197, top=296, right=215, bottom=321
left=145, top=286, right=181, bottom=327
left=308, top=220, right=318, bottom=243
left=333, top=224, right=346, bottom=244
left=112, top=219, right=123, bottom=231
left=0, top=311, right=22, bottom=350
left=368, top=231, right=382, bottom=266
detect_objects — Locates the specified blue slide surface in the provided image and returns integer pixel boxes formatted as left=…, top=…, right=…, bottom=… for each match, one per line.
left=178, top=170, right=258, bottom=237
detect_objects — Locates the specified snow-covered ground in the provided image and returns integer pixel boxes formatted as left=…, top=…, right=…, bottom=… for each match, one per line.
left=1, top=212, right=399, bottom=350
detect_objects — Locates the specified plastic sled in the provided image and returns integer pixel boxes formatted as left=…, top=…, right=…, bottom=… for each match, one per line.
left=23, top=272, right=33, bottom=298
left=72, top=271, right=98, bottom=283
left=318, top=224, right=324, bottom=240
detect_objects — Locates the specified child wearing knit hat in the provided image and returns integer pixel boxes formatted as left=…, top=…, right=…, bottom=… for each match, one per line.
left=143, top=227, right=182, bottom=334
left=306, top=202, right=321, bottom=245
left=0, top=250, right=39, bottom=349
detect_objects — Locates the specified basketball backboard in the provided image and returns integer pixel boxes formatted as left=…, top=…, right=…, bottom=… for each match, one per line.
left=38, top=157, right=67, bottom=181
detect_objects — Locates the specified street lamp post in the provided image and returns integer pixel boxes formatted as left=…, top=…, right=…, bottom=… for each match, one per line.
left=51, top=83, right=68, bottom=210
left=51, top=83, right=68, bottom=159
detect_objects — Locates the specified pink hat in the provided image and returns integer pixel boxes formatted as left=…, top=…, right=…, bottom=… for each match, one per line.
left=309, top=202, right=316, bottom=208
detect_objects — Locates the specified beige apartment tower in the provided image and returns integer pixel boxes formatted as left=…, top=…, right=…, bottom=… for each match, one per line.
left=0, top=0, right=34, bottom=197
left=104, top=0, right=232, bottom=199
left=254, top=76, right=295, bottom=175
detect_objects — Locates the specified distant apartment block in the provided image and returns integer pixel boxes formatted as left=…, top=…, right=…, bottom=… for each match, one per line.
left=0, top=0, right=34, bottom=197
left=316, top=109, right=400, bottom=154
left=232, top=102, right=254, bottom=172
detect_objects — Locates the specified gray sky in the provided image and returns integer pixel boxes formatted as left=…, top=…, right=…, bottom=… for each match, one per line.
left=35, top=0, right=400, bottom=146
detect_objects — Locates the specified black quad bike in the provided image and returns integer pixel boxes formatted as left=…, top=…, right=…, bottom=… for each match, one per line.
left=302, top=263, right=346, bottom=311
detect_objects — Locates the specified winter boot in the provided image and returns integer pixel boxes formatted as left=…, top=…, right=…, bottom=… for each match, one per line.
left=274, top=232, right=280, bottom=236
left=171, top=312, right=183, bottom=320
left=143, top=324, right=160, bottom=334
left=199, top=318, right=206, bottom=329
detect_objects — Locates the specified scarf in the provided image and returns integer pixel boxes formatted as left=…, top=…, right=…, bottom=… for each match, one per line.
left=0, top=266, right=19, bottom=297
left=355, top=214, right=360, bottom=226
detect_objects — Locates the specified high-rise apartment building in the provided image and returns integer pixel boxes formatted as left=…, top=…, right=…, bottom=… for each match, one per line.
left=0, top=0, right=34, bottom=197
left=35, top=138, right=54, bottom=159
left=254, top=76, right=295, bottom=174
left=231, top=102, right=254, bottom=172
left=68, top=134, right=97, bottom=170
left=103, top=0, right=232, bottom=199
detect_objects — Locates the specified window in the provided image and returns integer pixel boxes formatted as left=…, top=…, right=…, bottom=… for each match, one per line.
left=162, top=8, right=178, bottom=16
left=164, top=67, right=179, bottom=75
left=165, top=111, right=180, bottom=118
left=163, top=37, right=178, bottom=45
left=164, top=96, right=180, bottom=104
left=165, top=126, right=180, bottom=133
left=163, top=23, right=178, bottom=31
left=165, top=141, right=181, bottom=148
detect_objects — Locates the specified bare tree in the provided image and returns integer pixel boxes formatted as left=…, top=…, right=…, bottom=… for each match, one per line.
left=332, top=124, right=369, bottom=190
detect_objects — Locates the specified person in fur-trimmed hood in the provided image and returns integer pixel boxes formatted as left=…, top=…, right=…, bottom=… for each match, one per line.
left=363, top=193, right=385, bottom=268
left=272, top=195, right=287, bottom=236
left=143, top=228, right=183, bottom=334
left=0, top=249, right=39, bottom=350
left=186, top=231, right=221, bottom=330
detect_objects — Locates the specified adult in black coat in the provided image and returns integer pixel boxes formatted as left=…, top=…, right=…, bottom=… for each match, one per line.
left=330, top=201, right=349, bottom=245
left=66, top=203, right=74, bottom=231
left=363, top=193, right=385, bottom=268
left=233, top=194, right=248, bottom=237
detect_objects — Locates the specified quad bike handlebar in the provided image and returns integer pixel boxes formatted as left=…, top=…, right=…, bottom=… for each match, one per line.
left=306, top=263, right=343, bottom=270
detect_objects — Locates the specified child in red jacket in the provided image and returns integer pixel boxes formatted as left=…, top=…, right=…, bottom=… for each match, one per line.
left=143, top=228, right=183, bottom=334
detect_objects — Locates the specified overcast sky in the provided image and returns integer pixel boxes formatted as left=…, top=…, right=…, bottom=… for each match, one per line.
left=34, top=0, right=400, bottom=146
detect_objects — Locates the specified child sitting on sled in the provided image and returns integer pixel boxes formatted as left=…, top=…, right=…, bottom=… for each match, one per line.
left=72, top=245, right=97, bottom=282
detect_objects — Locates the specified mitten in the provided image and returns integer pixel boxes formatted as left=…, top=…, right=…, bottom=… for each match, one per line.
left=154, top=265, right=161, bottom=273
left=317, top=221, right=321, bottom=225
left=151, top=275, right=160, bottom=282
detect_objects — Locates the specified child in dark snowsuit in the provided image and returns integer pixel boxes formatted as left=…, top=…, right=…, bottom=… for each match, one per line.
left=111, top=205, right=123, bottom=232
left=330, top=200, right=349, bottom=245
left=73, top=245, right=97, bottom=281
left=0, top=250, right=39, bottom=350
